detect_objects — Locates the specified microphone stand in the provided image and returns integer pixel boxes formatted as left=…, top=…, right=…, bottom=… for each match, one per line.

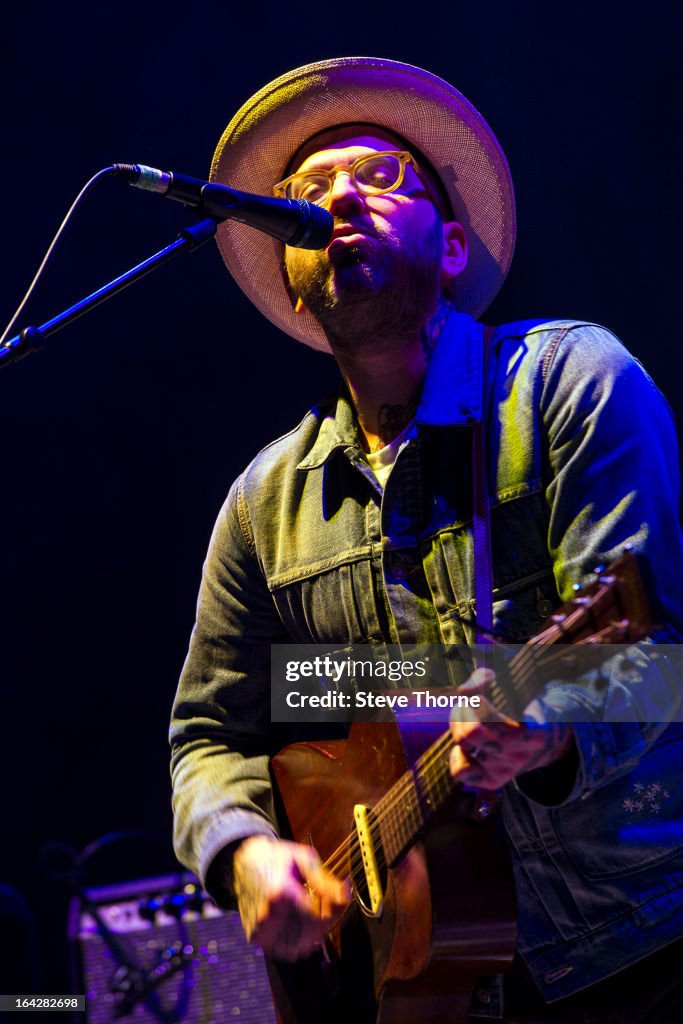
left=0, top=217, right=218, bottom=370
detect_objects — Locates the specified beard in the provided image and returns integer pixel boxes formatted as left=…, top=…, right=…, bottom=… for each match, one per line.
left=285, top=215, right=444, bottom=353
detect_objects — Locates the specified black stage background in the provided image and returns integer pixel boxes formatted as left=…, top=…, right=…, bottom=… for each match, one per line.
left=1, top=0, right=681, bottom=996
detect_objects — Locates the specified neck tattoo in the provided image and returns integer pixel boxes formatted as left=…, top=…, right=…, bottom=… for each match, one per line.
left=371, top=395, right=419, bottom=451
left=420, top=297, right=455, bottom=361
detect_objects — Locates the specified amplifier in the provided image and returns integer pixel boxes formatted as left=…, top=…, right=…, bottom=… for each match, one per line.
left=68, top=872, right=277, bottom=1023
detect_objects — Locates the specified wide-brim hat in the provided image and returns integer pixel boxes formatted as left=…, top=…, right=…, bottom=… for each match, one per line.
left=210, top=56, right=516, bottom=354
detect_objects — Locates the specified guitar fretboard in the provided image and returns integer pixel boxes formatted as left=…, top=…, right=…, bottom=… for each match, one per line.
left=377, top=734, right=453, bottom=866
left=320, top=551, right=649, bottom=890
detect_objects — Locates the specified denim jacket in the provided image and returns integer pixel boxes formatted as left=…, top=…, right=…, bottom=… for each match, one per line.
left=171, top=312, right=683, bottom=1003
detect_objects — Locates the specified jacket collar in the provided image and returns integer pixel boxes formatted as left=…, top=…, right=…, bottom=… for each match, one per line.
left=297, top=311, right=484, bottom=471
left=416, top=311, right=485, bottom=427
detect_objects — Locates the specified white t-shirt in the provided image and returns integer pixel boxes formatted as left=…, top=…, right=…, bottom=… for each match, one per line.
left=365, top=420, right=416, bottom=489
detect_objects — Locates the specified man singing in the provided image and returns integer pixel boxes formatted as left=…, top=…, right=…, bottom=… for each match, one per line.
left=170, top=57, right=683, bottom=1022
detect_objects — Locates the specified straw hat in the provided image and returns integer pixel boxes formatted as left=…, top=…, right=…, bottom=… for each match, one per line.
left=210, top=56, right=516, bottom=353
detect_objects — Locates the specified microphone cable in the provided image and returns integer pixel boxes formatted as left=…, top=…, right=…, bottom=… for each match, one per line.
left=0, top=166, right=118, bottom=348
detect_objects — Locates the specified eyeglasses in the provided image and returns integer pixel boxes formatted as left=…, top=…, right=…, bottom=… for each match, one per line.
left=273, top=151, right=420, bottom=207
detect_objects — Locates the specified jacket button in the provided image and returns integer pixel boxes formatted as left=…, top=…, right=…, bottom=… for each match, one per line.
left=536, top=588, right=553, bottom=618
left=387, top=552, right=417, bottom=582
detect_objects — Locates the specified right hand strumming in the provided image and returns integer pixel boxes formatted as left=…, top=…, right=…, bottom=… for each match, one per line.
left=233, top=835, right=350, bottom=961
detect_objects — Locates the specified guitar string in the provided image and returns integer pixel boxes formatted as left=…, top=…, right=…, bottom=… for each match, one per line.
left=322, top=735, right=453, bottom=880
left=321, top=642, right=561, bottom=880
left=364, top=591, right=625, bottom=861
left=321, top=644, right=577, bottom=882
left=320, top=582, right=623, bottom=886
left=322, top=654, right=579, bottom=883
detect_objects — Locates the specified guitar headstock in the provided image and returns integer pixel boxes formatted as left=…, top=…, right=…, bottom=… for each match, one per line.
left=531, top=549, right=654, bottom=647
left=487, top=549, right=659, bottom=718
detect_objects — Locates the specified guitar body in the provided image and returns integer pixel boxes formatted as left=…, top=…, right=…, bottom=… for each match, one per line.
left=266, top=552, right=651, bottom=1022
left=271, top=720, right=516, bottom=1023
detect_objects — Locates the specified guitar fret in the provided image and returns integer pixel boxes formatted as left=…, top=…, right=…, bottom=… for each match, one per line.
left=501, top=552, right=647, bottom=713
left=378, top=772, right=423, bottom=865
left=397, top=786, right=420, bottom=862
left=375, top=733, right=457, bottom=867
left=377, top=560, right=647, bottom=872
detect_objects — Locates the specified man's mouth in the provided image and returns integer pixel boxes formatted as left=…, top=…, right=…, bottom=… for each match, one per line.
left=327, top=232, right=367, bottom=255
left=327, top=225, right=374, bottom=259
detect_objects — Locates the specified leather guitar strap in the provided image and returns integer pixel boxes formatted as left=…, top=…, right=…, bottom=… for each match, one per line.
left=472, top=324, right=495, bottom=643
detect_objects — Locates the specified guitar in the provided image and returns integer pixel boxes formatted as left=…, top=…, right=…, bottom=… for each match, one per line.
left=270, top=551, right=653, bottom=1023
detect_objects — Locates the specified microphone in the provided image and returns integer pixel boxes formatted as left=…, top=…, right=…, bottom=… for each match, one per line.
left=113, top=163, right=333, bottom=250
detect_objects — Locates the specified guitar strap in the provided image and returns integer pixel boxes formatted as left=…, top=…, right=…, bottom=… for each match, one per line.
left=472, top=324, right=495, bottom=643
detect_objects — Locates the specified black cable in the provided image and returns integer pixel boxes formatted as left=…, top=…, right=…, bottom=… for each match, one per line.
left=42, top=830, right=193, bottom=1023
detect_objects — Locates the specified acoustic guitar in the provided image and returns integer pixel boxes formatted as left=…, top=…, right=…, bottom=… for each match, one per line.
left=270, top=551, right=653, bottom=1023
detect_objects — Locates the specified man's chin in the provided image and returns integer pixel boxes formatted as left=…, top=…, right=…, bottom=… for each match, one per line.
left=302, top=269, right=382, bottom=344
left=328, top=257, right=386, bottom=301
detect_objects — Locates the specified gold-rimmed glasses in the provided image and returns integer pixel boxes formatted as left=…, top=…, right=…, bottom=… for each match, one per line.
left=273, top=151, right=420, bottom=207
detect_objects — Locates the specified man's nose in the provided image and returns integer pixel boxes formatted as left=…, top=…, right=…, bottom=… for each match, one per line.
left=327, top=170, right=366, bottom=217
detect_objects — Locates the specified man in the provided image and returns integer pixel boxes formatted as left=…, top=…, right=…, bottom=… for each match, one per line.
left=170, top=58, right=683, bottom=1021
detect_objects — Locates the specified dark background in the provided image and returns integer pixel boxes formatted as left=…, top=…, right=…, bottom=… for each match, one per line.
left=1, top=0, right=681, bottom=996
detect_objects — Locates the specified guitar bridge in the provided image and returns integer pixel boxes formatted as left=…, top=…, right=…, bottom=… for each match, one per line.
left=353, top=804, right=384, bottom=918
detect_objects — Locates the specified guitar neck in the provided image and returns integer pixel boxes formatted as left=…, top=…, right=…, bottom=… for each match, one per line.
left=321, top=551, right=653, bottom=878
left=376, top=731, right=455, bottom=866
left=318, top=730, right=455, bottom=878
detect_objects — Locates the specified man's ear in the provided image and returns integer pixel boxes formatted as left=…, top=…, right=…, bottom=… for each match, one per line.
left=441, top=221, right=468, bottom=287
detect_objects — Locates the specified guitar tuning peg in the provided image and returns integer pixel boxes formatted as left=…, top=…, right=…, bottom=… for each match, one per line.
left=572, top=582, right=582, bottom=592
left=592, top=564, right=606, bottom=575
